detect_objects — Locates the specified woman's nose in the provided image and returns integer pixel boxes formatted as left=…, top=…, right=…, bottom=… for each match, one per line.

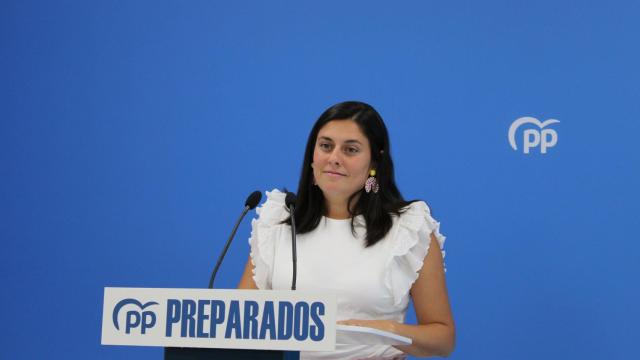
left=328, top=148, right=342, bottom=166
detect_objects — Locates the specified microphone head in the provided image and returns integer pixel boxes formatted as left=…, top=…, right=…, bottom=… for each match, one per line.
left=285, top=192, right=297, bottom=208
left=245, top=191, right=262, bottom=210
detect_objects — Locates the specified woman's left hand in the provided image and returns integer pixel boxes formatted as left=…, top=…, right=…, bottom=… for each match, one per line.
left=337, top=319, right=399, bottom=334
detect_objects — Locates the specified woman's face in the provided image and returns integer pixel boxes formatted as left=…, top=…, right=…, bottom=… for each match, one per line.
left=312, top=119, right=372, bottom=201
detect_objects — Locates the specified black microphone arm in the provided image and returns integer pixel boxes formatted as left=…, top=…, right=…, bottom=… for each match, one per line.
left=285, top=192, right=298, bottom=291
left=208, top=191, right=262, bottom=289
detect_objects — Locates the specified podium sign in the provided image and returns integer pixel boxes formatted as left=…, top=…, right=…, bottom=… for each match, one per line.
left=101, top=287, right=337, bottom=351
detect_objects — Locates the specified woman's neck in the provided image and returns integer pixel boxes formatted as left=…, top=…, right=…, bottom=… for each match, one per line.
left=324, top=192, right=360, bottom=219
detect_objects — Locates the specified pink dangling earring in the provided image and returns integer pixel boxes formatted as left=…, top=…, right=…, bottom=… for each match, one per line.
left=365, top=169, right=379, bottom=193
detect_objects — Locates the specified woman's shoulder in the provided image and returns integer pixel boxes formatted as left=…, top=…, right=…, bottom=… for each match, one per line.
left=248, top=188, right=288, bottom=290
left=385, top=199, right=447, bottom=306
left=254, top=188, right=289, bottom=224
left=395, top=199, right=445, bottom=244
left=399, top=200, right=431, bottom=217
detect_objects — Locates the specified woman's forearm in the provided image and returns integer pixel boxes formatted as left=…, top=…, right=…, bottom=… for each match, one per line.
left=392, top=321, right=455, bottom=358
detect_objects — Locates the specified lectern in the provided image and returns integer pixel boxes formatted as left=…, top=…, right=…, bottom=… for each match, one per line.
left=102, top=288, right=335, bottom=358
left=164, top=347, right=299, bottom=360
left=102, top=287, right=410, bottom=358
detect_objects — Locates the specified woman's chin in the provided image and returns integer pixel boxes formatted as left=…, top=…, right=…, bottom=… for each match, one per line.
left=318, top=185, right=361, bottom=199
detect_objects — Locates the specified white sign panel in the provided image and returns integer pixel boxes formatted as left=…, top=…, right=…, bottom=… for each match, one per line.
left=101, top=287, right=336, bottom=351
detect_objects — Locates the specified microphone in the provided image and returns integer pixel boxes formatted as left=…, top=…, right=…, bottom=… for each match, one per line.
left=285, top=192, right=298, bottom=291
left=208, top=190, right=262, bottom=289
left=245, top=191, right=262, bottom=210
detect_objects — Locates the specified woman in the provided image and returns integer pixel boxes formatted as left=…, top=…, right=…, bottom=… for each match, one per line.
left=238, top=101, right=455, bottom=359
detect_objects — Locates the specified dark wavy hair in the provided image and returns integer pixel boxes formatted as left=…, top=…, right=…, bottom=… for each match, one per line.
left=286, top=101, right=417, bottom=247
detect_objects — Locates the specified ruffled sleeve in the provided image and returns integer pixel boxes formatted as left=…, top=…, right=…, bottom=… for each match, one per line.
left=248, top=189, right=289, bottom=289
left=385, top=201, right=447, bottom=307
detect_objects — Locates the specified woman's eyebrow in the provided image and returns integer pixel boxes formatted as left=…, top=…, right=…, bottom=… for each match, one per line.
left=318, top=136, right=363, bottom=145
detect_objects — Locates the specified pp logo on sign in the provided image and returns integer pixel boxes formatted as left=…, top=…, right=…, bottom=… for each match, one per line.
left=508, top=117, right=560, bottom=154
left=112, top=298, right=158, bottom=334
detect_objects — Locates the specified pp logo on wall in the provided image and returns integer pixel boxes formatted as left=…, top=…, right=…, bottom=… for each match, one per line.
left=508, top=117, right=560, bottom=154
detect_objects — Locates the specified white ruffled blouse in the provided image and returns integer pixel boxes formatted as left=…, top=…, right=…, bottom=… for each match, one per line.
left=249, top=189, right=446, bottom=360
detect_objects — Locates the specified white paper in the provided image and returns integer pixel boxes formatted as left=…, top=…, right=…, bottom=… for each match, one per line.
left=336, top=325, right=412, bottom=345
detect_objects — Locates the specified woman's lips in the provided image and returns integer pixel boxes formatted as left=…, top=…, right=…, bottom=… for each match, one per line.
left=324, top=171, right=346, bottom=177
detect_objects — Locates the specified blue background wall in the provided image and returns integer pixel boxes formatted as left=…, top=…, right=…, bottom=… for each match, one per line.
left=2, top=1, right=639, bottom=358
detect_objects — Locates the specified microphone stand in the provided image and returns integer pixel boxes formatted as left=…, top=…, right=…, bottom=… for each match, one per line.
left=290, top=204, right=297, bottom=291
left=208, top=205, right=250, bottom=289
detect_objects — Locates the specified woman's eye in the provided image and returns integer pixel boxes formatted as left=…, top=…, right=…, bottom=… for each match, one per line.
left=319, top=143, right=332, bottom=150
left=345, top=147, right=360, bottom=154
